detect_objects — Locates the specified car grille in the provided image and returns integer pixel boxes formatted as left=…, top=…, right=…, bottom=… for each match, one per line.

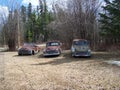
left=46, top=50, right=58, bottom=54
left=19, top=49, right=30, bottom=54
left=75, top=51, right=88, bottom=55
left=20, top=49, right=28, bottom=52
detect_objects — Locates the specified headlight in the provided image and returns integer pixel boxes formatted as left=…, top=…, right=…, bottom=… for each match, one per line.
left=88, top=49, right=91, bottom=52
left=18, top=46, right=22, bottom=50
left=43, top=49, right=46, bottom=52
left=71, top=47, right=75, bottom=52
left=55, top=48, right=59, bottom=51
left=18, top=48, right=21, bottom=51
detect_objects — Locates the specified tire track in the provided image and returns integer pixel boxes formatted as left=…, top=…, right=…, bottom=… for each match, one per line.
left=12, top=56, right=36, bottom=90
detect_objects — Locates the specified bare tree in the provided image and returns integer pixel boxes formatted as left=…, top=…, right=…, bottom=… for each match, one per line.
left=48, top=0, right=101, bottom=49
left=0, top=7, right=8, bottom=46
left=0, top=0, right=23, bottom=51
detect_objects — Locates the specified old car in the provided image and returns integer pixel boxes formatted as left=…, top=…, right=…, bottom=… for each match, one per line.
left=18, top=43, right=40, bottom=55
left=71, top=39, right=91, bottom=57
left=43, top=41, right=62, bottom=56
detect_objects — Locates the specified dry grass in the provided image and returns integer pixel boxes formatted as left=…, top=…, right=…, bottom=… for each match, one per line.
left=0, top=51, right=120, bottom=90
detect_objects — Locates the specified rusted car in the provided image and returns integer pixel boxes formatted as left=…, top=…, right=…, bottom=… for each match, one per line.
left=43, top=41, right=62, bottom=56
left=18, top=43, right=40, bottom=55
left=71, top=39, right=91, bottom=57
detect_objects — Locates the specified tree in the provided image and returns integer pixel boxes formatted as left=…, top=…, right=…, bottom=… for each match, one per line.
left=99, top=0, right=120, bottom=44
left=20, top=5, right=27, bottom=43
left=48, top=0, right=100, bottom=49
left=23, top=1, right=51, bottom=43
left=25, top=3, right=33, bottom=42
left=0, top=0, right=53, bottom=50
left=3, top=10, right=17, bottom=51
left=21, top=5, right=26, bottom=23
left=38, top=0, right=50, bottom=42
left=0, top=0, right=25, bottom=51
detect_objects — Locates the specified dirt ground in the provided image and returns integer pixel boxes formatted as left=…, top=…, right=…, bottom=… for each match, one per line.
left=0, top=51, right=120, bottom=90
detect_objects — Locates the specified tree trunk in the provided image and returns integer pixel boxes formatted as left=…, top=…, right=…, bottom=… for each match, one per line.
left=8, top=39, right=16, bottom=51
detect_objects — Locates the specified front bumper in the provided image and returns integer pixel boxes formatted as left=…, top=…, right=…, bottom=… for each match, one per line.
left=18, top=49, right=32, bottom=55
left=72, top=51, right=91, bottom=57
left=43, top=50, right=60, bottom=56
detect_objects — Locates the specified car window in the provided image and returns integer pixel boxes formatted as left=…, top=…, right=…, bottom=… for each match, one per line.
left=47, top=42, right=60, bottom=46
left=73, top=41, right=88, bottom=46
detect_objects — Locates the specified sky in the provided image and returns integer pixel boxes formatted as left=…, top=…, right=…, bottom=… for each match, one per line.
left=0, top=0, right=103, bottom=20
left=0, top=0, right=55, bottom=18
left=0, top=0, right=54, bottom=7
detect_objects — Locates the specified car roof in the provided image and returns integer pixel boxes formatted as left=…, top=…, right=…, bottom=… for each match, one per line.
left=47, top=41, right=60, bottom=43
left=73, top=39, right=88, bottom=42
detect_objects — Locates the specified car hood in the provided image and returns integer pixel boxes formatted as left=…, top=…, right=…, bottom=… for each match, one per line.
left=46, top=46, right=59, bottom=50
left=19, top=46, right=32, bottom=50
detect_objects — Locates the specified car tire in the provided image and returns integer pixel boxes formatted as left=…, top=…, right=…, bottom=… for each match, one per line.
left=32, top=51, right=35, bottom=55
left=58, top=50, right=61, bottom=56
left=87, top=55, right=91, bottom=58
left=71, top=53, right=75, bottom=57
left=59, top=50, right=61, bottom=54
left=18, top=53, right=22, bottom=56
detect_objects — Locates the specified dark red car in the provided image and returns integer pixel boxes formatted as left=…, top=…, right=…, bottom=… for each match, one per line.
left=43, top=41, right=62, bottom=56
left=18, top=43, right=40, bottom=55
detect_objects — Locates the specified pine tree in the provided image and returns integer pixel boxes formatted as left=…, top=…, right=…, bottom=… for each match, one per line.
left=99, top=0, right=120, bottom=43
left=26, top=3, right=33, bottom=42
left=21, top=5, right=26, bottom=23
left=42, top=0, right=49, bottom=41
left=21, top=1, right=53, bottom=43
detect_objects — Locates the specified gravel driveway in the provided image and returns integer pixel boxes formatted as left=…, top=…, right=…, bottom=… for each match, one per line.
left=0, top=51, right=120, bottom=90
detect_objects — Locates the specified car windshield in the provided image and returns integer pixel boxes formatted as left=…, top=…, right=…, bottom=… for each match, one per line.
left=73, top=40, right=88, bottom=46
left=46, top=42, right=60, bottom=46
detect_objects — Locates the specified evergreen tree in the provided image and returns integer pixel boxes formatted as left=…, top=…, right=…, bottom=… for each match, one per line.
left=22, top=1, right=54, bottom=43
left=28, top=3, right=32, bottom=19
left=99, top=0, right=120, bottom=43
left=38, top=0, right=50, bottom=42
left=26, top=3, right=33, bottom=42
left=42, top=0, right=49, bottom=41
left=21, top=5, right=26, bottom=23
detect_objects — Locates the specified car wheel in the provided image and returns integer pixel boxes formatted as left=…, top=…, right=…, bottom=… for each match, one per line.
left=32, top=51, right=35, bottom=55
left=71, top=53, right=74, bottom=57
left=59, top=50, right=61, bottom=54
left=87, top=55, right=91, bottom=58
left=58, top=50, right=61, bottom=56
left=18, top=53, right=22, bottom=56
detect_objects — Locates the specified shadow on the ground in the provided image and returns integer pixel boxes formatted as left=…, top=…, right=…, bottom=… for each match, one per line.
left=13, top=54, right=33, bottom=57
left=31, top=51, right=120, bottom=66
left=13, top=52, right=41, bottom=57
left=38, top=54, right=61, bottom=58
